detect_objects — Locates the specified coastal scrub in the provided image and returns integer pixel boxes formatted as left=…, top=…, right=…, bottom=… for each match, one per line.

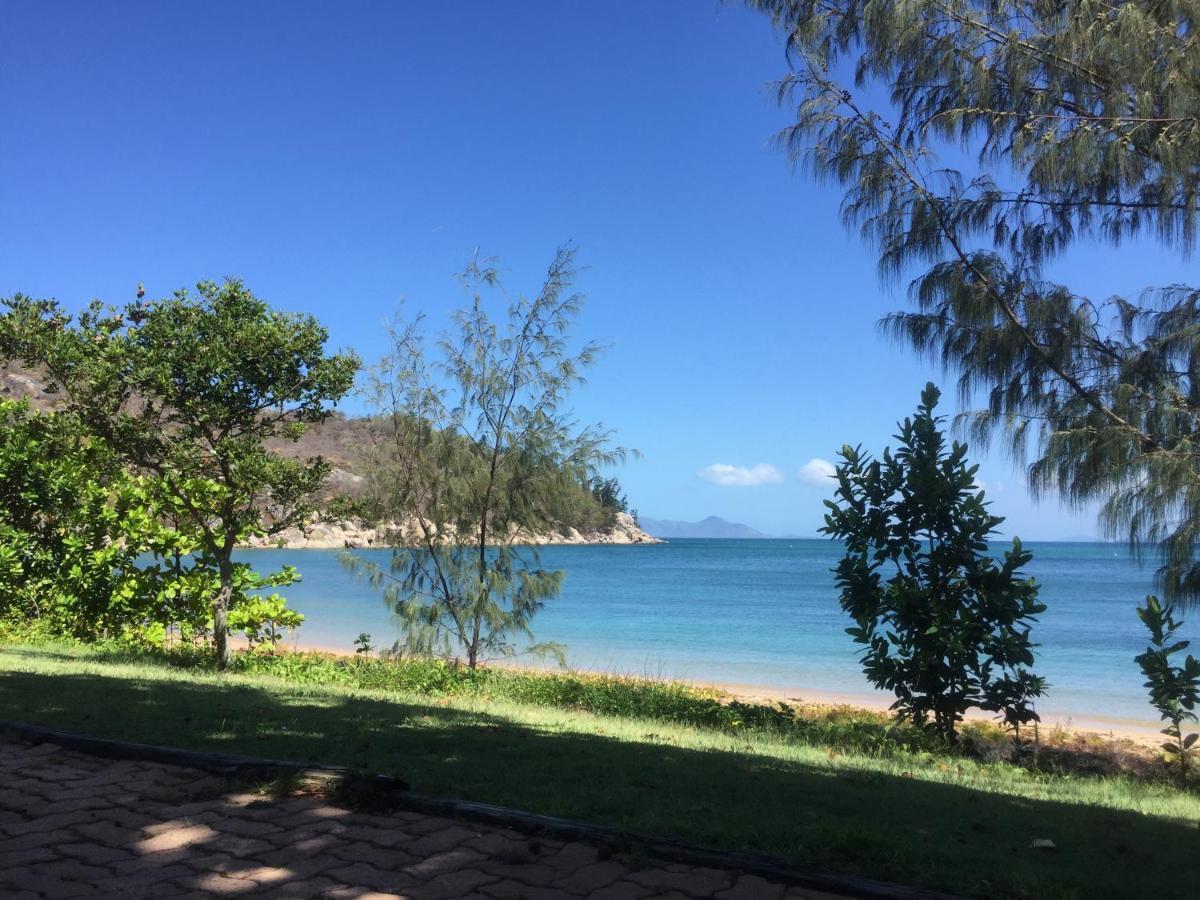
left=823, top=384, right=1046, bottom=743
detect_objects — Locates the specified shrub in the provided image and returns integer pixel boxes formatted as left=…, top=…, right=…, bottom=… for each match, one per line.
left=821, top=383, right=1047, bottom=744
left=1135, top=595, right=1200, bottom=788
left=0, top=400, right=196, bottom=637
left=227, top=594, right=304, bottom=653
left=324, top=495, right=382, bottom=525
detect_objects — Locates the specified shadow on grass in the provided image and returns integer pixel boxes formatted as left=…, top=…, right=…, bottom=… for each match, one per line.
left=1, top=667, right=1196, bottom=900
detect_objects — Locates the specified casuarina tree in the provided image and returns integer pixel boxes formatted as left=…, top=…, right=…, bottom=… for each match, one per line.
left=746, top=0, right=1200, bottom=606
left=821, top=383, right=1047, bottom=744
left=345, top=248, right=627, bottom=668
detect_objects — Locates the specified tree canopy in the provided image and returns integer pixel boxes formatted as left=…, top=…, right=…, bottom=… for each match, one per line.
left=748, top=0, right=1200, bottom=602
left=1, top=279, right=358, bottom=664
left=347, top=248, right=627, bottom=667
left=0, top=399, right=194, bottom=637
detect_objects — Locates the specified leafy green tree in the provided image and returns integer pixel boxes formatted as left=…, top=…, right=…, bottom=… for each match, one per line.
left=0, top=400, right=193, bottom=636
left=1, top=280, right=358, bottom=666
left=345, top=248, right=626, bottom=668
left=589, top=476, right=629, bottom=526
left=228, top=593, right=305, bottom=654
left=746, top=0, right=1200, bottom=604
left=1135, top=595, right=1200, bottom=787
left=821, top=383, right=1047, bottom=744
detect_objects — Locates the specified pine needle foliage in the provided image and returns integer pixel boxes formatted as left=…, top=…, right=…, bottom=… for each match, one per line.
left=821, top=383, right=1046, bottom=744
left=746, top=0, right=1200, bottom=604
left=344, top=248, right=627, bottom=668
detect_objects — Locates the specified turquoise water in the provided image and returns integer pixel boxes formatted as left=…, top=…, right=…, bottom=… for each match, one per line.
left=240, top=540, right=1200, bottom=726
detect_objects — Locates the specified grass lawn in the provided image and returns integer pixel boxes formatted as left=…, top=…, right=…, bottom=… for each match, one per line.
left=1, top=642, right=1197, bottom=899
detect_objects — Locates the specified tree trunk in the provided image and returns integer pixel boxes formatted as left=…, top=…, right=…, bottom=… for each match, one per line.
left=466, top=579, right=482, bottom=669
left=931, top=705, right=960, bottom=748
left=939, top=709, right=958, bottom=746
left=467, top=510, right=488, bottom=670
left=213, top=553, right=233, bottom=670
left=1171, top=717, right=1189, bottom=789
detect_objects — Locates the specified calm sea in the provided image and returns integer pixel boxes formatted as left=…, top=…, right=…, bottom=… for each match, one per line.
left=240, top=539, right=1200, bottom=728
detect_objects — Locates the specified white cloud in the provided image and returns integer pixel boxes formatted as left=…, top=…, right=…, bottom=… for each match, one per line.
left=697, top=463, right=785, bottom=487
left=797, top=458, right=837, bottom=486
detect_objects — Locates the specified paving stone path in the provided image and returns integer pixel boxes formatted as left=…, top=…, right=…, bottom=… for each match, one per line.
left=0, top=739, right=851, bottom=899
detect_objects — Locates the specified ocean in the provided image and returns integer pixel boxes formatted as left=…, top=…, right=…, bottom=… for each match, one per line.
left=240, top=539, right=1200, bottom=729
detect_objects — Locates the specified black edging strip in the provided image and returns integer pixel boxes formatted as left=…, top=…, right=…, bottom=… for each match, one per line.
left=0, top=719, right=961, bottom=900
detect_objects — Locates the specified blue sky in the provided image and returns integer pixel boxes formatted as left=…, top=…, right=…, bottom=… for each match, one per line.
left=2, top=1, right=1193, bottom=538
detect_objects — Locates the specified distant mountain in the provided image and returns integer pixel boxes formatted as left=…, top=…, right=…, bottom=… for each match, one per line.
left=638, top=515, right=768, bottom=539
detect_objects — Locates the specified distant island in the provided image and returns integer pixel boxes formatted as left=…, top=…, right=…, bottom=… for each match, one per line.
left=638, top=515, right=768, bottom=539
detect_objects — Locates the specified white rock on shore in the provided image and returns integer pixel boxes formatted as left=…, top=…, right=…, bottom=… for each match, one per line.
left=240, top=511, right=661, bottom=550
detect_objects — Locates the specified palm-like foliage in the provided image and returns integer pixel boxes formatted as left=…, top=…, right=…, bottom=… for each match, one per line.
left=747, top=0, right=1200, bottom=602
left=345, top=248, right=627, bottom=667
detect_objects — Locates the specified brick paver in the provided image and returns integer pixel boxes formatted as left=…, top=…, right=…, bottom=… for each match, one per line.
left=0, top=739, right=849, bottom=899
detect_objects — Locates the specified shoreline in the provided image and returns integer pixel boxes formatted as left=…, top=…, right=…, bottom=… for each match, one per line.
left=691, top=678, right=1166, bottom=745
left=286, top=637, right=1166, bottom=746
left=240, top=510, right=662, bottom=550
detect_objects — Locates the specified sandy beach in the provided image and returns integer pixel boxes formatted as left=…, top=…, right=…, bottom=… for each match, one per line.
left=697, top=679, right=1167, bottom=745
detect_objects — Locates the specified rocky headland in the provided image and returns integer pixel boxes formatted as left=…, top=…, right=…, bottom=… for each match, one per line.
left=240, top=511, right=660, bottom=550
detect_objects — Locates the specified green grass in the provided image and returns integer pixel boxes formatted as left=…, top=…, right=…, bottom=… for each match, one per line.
left=1, top=642, right=1197, bottom=899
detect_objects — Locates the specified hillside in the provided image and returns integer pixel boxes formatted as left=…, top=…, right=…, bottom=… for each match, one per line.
left=0, top=363, right=657, bottom=545
left=2, top=362, right=376, bottom=497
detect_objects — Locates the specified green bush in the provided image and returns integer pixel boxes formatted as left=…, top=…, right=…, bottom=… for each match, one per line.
left=822, top=384, right=1046, bottom=744
left=1136, top=595, right=1200, bottom=788
left=0, top=400, right=197, bottom=637
left=228, top=595, right=304, bottom=653
left=323, top=495, right=382, bottom=525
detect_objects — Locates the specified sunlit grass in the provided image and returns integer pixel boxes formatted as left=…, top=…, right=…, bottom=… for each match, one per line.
left=1, top=641, right=1197, bottom=899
